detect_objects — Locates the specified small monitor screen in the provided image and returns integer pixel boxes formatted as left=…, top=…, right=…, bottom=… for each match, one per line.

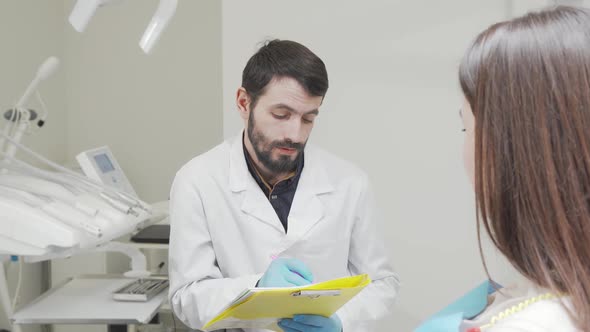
left=94, top=153, right=115, bottom=173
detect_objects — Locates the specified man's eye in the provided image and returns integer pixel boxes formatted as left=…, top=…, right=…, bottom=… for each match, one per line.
left=272, top=113, right=288, bottom=119
left=302, top=118, right=314, bottom=124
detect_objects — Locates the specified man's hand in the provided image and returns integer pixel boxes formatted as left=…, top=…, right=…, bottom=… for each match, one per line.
left=258, top=258, right=314, bottom=287
left=279, top=314, right=342, bottom=332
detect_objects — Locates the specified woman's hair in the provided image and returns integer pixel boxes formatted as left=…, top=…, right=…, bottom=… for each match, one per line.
left=459, top=6, right=590, bottom=329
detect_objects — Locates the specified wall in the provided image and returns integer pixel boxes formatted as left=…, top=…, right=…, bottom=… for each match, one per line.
left=1, top=0, right=585, bottom=331
left=64, top=0, right=223, bottom=204
left=0, top=1, right=222, bottom=331
left=0, top=1, right=67, bottom=331
left=51, top=1, right=223, bottom=331
left=221, top=0, right=560, bottom=330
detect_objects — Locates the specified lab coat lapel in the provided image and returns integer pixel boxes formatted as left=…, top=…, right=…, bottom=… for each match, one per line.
left=228, top=133, right=284, bottom=233
left=286, top=146, right=334, bottom=240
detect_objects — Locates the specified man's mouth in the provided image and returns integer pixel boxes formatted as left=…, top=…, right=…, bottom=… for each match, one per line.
left=276, top=147, right=297, bottom=155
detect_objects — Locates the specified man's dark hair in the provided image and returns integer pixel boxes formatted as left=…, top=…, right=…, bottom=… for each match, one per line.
left=242, top=39, right=329, bottom=110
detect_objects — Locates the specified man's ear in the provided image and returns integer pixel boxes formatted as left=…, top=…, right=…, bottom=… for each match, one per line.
left=236, top=87, right=251, bottom=120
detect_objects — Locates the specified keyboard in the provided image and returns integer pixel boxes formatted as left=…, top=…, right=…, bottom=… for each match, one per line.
left=113, top=278, right=169, bottom=302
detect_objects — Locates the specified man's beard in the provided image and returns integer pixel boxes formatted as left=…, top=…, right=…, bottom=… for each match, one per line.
left=247, top=112, right=305, bottom=174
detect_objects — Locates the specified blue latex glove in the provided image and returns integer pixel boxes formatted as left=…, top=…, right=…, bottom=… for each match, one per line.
left=258, top=258, right=314, bottom=287
left=279, top=314, right=342, bottom=332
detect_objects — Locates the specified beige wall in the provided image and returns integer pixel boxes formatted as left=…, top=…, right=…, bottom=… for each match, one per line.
left=52, top=1, right=222, bottom=331
left=0, top=1, right=66, bottom=331
left=2, top=0, right=586, bottom=331
left=221, top=0, right=559, bottom=330
left=1, top=1, right=222, bottom=331
left=0, top=2, right=67, bottom=166
left=63, top=0, right=223, bottom=204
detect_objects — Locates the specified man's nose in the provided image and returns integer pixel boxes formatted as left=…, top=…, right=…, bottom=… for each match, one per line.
left=283, top=119, right=304, bottom=143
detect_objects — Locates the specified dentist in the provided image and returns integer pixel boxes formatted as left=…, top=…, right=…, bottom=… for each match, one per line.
left=168, top=39, right=399, bottom=332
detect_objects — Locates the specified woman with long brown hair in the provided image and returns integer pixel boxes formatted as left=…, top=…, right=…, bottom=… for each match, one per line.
left=457, top=5, right=590, bottom=332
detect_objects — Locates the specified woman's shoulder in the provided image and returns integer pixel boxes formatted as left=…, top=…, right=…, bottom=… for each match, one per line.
left=486, top=297, right=578, bottom=332
left=461, top=283, right=579, bottom=332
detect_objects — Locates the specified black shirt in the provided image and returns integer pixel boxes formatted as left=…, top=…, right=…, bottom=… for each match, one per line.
left=243, top=141, right=304, bottom=233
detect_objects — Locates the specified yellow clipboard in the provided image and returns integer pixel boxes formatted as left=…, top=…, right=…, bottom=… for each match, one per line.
left=203, top=274, right=371, bottom=331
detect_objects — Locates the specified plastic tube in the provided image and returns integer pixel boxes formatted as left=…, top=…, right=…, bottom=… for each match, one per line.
left=0, top=151, right=142, bottom=215
left=0, top=132, right=146, bottom=210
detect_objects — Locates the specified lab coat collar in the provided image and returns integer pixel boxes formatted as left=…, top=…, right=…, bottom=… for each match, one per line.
left=228, top=131, right=251, bottom=193
left=228, top=131, right=334, bottom=236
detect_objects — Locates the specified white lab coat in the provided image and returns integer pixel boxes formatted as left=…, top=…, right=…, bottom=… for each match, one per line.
left=168, top=133, right=400, bottom=331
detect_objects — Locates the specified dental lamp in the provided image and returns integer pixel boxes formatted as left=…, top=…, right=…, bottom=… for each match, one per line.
left=69, top=0, right=178, bottom=54
left=139, top=0, right=178, bottom=53
left=68, top=0, right=121, bottom=33
left=15, top=57, right=59, bottom=112
left=0, top=57, right=59, bottom=157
